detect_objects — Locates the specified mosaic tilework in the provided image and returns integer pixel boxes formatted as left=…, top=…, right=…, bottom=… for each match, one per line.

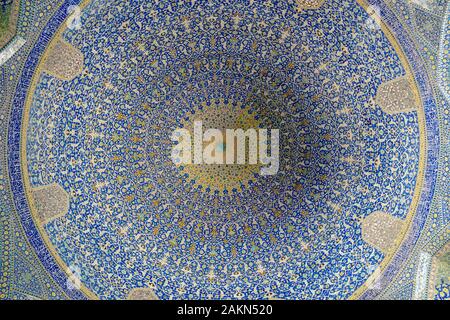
left=0, top=0, right=20, bottom=49
left=0, top=0, right=448, bottom=300
left=1, top=0, right=78, bottom=300
left=25, top=0, right=421, bottom=299
left=3, top=0, right=87, bottom=300
left=368, top=0, right=450, bottom=300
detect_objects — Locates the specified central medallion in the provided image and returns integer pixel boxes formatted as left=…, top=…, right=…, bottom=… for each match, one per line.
left=176, top=100, right=265, bottom=194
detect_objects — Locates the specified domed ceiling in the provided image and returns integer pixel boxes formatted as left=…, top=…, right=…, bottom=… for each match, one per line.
left=0, top=0, right=449, bottom=300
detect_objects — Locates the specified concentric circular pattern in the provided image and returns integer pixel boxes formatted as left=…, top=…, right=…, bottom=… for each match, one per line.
left=176, top=100, right=263, bottom=193
left=25, top=0, right=421, bottom=299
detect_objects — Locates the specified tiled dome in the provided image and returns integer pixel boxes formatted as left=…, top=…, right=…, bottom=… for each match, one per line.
left=1, top=0, right=448, bottom=300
